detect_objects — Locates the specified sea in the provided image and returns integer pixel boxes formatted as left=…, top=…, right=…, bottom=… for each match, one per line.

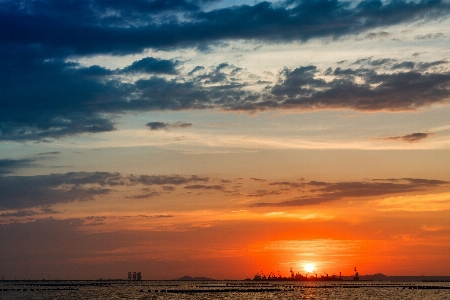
left=1, top=280, right=450, bottom=299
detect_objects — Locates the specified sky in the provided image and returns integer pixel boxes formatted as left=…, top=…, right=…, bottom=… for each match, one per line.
left=0, top=0, right=450, bottom=280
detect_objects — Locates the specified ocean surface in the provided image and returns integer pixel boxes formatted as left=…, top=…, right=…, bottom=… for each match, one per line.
left=1, top=280, right=450, bottom=299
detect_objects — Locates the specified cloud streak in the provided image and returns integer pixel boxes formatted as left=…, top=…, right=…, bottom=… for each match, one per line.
left=251, top=178, right=448, bottom=207
left=184, top=184, right=224, bottom=191
left=378, top=132, right=434, bottom=143
left=0, top=172, right=209, bottom=209
left=0, top=159, right=35, bottom=175
left=146, top=121, right=193, bottom=131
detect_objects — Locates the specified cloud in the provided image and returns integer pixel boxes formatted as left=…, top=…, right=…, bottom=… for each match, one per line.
left=162, top=186, right=176, bottom=191
left=192, top=63, right=244, bottom=84
left=146, top=121, right=193, bottom=131
left=0, top=210, right=41, bottom=218
left=351, top=57, right=397, bottom=67
left=250, top=178, right=266, bottom=182
left=417, top=60, right=448, bottom=70
left=365, top=31, right=391, bottom=39
left=139, top=214, right=174, bottom=218
left=77, top=65, right=114, bottom=76
left=2, top=0, right=448, bottom=55
left=0, top=159, right=35, bottom=175
left=0, top=0, right=450, bottom=141
left=1, top=43, right=450, bottom=141
left=258, top=62, right=450, bottom=112
left=378, top=132, right=434, bottom=143
left=0, top=172, right=116, bottom=209
left=0, top=49, right=121, bottom=141
left=0, top=207, right=59, bottom=218
left=35, top=151, right=61, bottom=156
left=391, top=61, right=415, bottom=70
left=146, top=122, right=169, bottom=131
left=126, top=191, right=161, bottom=199
left=415, top=33, right=446, bottom=40
left=378, top=192, right=450, bottom=212
left=0, top=172, right=209, bottom=209
left=130, top=174, right=208, bottom=185
left=351, top=57, right=446, bottom=70
left=184, top=184, right=224, bottom=190
left=368, top=58, right=396, bottom=67
left=251, top=178, right=448, bottom=207
left=120, top=57, right=179, bottom=74
left=247, top=190, right=282, bottom=197
left=268, top=181, right=304, bottom=188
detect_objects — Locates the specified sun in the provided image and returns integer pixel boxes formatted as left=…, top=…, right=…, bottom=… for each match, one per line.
left=305, top=263, right=315, bottom=273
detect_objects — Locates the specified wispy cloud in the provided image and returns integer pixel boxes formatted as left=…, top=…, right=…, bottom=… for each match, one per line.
left=251, top=178, right=448, bottom=207
left=146, top=121, right=193, bottom=131
left=35, top=151, right=61, bottom=156
left=430, top=124, right=450, bottom=132
left=57, top=127, right=450, bottom=151
left=0, top=158, right=35, bottom=175
left=184, top=184, right=225, bottom=191
left=377, top=192, right=450, bottom=212
left=377, top=132, right=434, bottom=143
left=0, top=172, right=209, bottom=209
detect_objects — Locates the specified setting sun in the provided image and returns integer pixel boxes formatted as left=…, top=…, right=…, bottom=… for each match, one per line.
left=305, top=263, right=315, bottom=273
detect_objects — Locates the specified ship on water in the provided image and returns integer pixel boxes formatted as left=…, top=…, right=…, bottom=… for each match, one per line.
left=252, top=267, right=361, bottom=281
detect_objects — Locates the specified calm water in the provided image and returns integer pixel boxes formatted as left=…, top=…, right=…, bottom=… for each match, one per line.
left=1, top=280, right=450, bottom=299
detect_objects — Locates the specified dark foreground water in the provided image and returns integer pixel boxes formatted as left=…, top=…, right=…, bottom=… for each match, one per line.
left=2, top=280, right=450, bottom=299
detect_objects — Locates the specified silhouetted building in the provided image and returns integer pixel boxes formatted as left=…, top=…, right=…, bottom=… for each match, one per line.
left=127, top=271, right=142, bottom=281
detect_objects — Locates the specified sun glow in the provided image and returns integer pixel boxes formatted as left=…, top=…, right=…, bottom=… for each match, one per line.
left=305, top=263, right=315, bottom=273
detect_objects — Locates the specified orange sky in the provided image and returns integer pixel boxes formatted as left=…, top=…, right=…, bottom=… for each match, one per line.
left=1, top=175, right=449, bottom=279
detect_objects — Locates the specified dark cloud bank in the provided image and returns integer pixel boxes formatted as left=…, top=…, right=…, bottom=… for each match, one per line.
left=1, top=0, right=450, bottom=141
left=2, top=0, right=449, bottom=54
left=1, top=54, right=449, bottom=141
